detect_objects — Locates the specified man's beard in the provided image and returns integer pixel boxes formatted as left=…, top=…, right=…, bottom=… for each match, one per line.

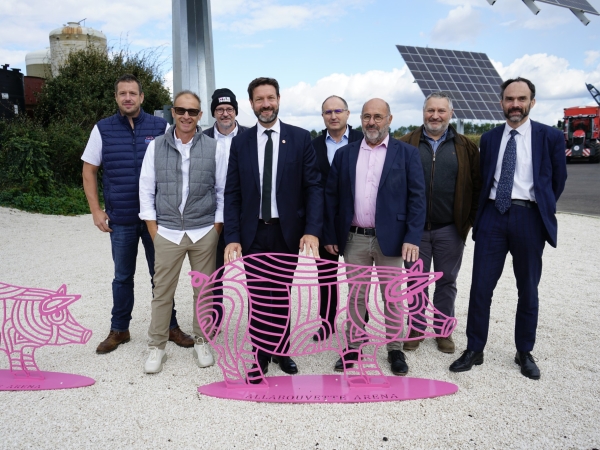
left=504, top=105, right=531, bottom=124
left=254, top=107, right=278, bottom=124
left=365, top=124, right=389, bottom=145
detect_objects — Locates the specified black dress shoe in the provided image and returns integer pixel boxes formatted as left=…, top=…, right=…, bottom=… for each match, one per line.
left=272, top=356, right=298, bottom=374
left=312, top=327, right=331, bottom=342
left=334, top=349, right=359, bottom=372
left=514, top=351, right=540, bottom=380
left=387, top=350, right=408, bottom=376
left=449, top=350, right=484, bottom=372
left=247, top=356, right=270, bottom=384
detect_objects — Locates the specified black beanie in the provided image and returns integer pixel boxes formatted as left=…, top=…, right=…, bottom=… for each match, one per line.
left=211, top=88, right=238, bottom=117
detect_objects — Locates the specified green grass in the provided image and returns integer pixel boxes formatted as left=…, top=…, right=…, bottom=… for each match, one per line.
left=0, top=186, right=91, bottom=216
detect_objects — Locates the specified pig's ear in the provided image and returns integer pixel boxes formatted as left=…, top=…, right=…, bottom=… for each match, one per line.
left=40, top=286, right=80, bottom=314
left=409, top=259, right=423, bottom=273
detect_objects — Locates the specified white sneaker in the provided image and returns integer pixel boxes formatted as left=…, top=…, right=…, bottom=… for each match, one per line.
left=193, top=337, right=215, bottom=368
left=144, top=347, right=167, bottom=374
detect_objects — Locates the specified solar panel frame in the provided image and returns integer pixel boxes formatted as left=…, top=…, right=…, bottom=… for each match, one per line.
left=536, top=0, right=599, bottom=15
left=397, top=45, right=505, bottom=121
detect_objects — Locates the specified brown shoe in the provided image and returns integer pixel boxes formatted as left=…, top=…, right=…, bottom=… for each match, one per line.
left=168, top=327, right=194, bottom=348
left=403, top=329, right=424, bottom=351
left=96, top=330, right=130, bottom=354
left=436, top=335, right=455, bottom=354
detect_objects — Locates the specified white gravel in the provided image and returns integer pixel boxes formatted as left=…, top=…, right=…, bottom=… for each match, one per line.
left=0, top=206, right=599, bottom=449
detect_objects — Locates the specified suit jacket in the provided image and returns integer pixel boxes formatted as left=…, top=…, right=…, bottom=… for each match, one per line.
left=224, top=121, right=323, bottom=252
left=202, top=121, right=249, bottom=139
left=324, top=137, right=426, bottom=257
left=312, top=126, right=364, bottom=188
left=473, top=120, right=567, bottom=248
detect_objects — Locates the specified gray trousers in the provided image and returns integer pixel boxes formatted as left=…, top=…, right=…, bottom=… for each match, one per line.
left=343, top=232, right=403, bottom=351
left=406, top=224, right=465, bottom=331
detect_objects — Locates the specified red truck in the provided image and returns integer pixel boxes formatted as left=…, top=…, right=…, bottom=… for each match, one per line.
left=563, top=105, right=600, bottom=163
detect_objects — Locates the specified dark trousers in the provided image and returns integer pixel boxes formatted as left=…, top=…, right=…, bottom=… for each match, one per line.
left=317, top=245, right=339, bottom=330
left=405, top=224, right=465, bottom=331
left=245, top=222, right=297, bottom=359
left=212, top=231, right=226, bottom=327
left=109, top=221, right=178, bottom=332
left=466, top=201, right=545, bottom=353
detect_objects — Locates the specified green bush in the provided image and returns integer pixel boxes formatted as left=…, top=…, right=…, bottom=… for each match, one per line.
left=0, top=186, right=90, bottom=215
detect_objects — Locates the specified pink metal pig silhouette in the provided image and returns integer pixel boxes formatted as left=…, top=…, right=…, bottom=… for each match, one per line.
left=190, top=254, right=456, bottom=387
left=0, top=282, right=92, bottom=380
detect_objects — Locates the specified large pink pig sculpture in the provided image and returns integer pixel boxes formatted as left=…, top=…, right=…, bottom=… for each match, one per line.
left=0, top=282, right=92, bottom=379
left=190, top=254, right=456, bottom=387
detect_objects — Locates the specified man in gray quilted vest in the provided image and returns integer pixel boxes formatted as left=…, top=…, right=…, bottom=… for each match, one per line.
left=139, top=90, right=227, bottom=374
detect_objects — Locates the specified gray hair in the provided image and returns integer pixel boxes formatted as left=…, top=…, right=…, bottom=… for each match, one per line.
left=173, top=90, right=201, bottom=108
left=423, top=92, right=453, bottom=111
left=321, top=95, right=349, bottom=111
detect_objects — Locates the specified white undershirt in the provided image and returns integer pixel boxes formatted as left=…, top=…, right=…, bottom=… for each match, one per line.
left=257, top=119, right=281, bottom=219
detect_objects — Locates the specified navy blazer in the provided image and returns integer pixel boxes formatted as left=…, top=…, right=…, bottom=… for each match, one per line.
left=473, top=120, right=567, bottom=248
left=324, top=137, right=426, bottom=257
left=311, top=126, right=364, bottom=187
left=224, top=121, right=323, bottom=252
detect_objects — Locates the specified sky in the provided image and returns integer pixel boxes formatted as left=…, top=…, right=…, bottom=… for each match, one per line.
left=1, top=0, right=600, bottom=130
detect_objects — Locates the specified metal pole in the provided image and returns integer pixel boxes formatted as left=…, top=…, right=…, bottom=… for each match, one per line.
left=457, top=119, right=464, bottom=135
left=172, top=0, right=215, bottom=128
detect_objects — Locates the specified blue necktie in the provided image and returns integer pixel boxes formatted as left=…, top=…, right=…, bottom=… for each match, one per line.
left=495, top=129, right=519, bottom=214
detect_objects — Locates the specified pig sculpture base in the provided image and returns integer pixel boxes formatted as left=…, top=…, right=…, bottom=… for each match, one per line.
left=0, top=370, right=95, bottom=391
left=199, top=374, right=457, bottom=403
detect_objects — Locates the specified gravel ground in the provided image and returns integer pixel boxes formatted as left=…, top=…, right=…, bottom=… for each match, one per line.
left=0, top=206, right=599, bottom=450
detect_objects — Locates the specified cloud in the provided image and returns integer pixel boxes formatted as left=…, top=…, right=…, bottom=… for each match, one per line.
left=430, top=5, right=482, bottom=43
left=585, top=51, right=600, bottom=67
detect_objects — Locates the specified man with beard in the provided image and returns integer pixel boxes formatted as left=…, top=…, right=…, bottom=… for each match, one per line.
left=224, top=77, right=322, bottom=380
left=400, top=92, right=481, bottom=354
left=450, top=78, right=567, bottom=380
left=323, top=98, right=426, bottom=376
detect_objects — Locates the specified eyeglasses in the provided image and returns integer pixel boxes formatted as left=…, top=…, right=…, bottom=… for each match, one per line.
left=322, top=109, right=348, bottom=116
left=361, top=114, right=389, bottom=123
left=172, top=107, right=201, bottom=117
left=215, top=107, right=235, bottom=115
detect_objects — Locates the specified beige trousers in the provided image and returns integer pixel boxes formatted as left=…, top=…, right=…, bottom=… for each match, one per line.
left=343, top=232, right=404, bottom=351
left=148, top=229, right=218, bottom=349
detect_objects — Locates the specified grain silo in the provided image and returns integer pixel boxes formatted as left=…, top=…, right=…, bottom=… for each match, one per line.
left=49, top=21, right=107, bottom=76
left=25, top=48, right=51, bottom=78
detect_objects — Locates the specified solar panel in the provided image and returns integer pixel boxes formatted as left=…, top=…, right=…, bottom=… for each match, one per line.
left=396, top=45, right=505, bottom=121
left=536, top=0, right=599, bottom=15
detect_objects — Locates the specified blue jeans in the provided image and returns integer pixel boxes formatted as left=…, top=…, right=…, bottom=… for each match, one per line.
left=109, top=221, right=178, bottom=332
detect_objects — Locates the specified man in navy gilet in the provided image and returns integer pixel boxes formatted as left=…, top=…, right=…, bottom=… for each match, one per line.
left=82, top=74, right=194, bottom=354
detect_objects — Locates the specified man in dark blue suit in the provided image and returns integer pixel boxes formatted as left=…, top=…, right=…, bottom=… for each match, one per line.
left=324, top=98, right=426, bottom=376
left=450, top=77, right=567, bottom=380
left=224, top=77, right=322, bottom=379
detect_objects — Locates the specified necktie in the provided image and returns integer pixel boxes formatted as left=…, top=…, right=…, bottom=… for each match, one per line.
left=262, top=129, right=274, bottom=221
left=495, top=129, right=519, bottom=214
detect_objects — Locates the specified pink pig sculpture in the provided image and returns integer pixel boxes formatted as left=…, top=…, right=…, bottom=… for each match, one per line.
left=0, top=282, right=92, bottom=379
left=190, top=254, right=456, bottom=387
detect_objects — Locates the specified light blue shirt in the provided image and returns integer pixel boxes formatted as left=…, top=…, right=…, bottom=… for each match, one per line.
left=325, top=126, right=350, bottom=164
left=423, top=127, right=449, bottom=154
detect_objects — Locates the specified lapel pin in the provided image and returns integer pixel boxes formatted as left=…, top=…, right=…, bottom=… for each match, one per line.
left=282, top=140, right=286, bottom=144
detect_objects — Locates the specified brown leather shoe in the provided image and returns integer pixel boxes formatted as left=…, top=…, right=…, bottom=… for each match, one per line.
left=168, top=327, right=194, bottom=348
left=436, top=335, right=455, bottom=353
left=96, top=330, right=130, bottom=354
left=403, top=329, right=424, bottom=351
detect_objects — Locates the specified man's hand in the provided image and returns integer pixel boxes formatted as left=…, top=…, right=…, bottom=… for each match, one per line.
left=224, top=243, right=242, bottom=263
left=214, top=223, right=224, bottom=235
left=325, top=244, right=338, bottom=255
left=92, top=209, right=112, bottom=232
left=299, top=234, right=320, bottom=258
left=145, top=220, right=158, bottom=241
left=402, top=243, right=419, bottom=263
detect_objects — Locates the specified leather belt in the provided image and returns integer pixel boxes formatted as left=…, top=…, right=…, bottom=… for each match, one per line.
left=350, top=226, right=376, bottom=236
left=259, top=218, right=280, bottom=225
left=511, top=199, right=537, bottom=208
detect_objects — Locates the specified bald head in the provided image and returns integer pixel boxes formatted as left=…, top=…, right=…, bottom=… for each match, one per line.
left=361, top=98, right=393, bottom=146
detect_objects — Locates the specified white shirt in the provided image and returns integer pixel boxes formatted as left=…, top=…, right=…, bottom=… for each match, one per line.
left=490, top=119, right=535, bottom=202
left=138, top=129, right=227, bottom=245
left=81, top=123, right=170, bottom=166
left=257, top=119, right=281, bottom=219
left=213, top=123, right=239, bottom=162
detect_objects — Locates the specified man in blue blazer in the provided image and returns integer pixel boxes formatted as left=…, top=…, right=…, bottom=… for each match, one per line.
left=450, top=77, right=567, bottom=380
left=224, top=77, right=322, bottom=379
left=324, top=98, right=426, bottom=376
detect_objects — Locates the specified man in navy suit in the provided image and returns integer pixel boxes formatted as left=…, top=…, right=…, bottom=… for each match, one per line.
left=224, top=77, right=322, bottom=379
left=311, top=95, right=363, bottom=341
left=450, top=77, right=567, bottom=380
left=324, top=98, right=426, bottom=376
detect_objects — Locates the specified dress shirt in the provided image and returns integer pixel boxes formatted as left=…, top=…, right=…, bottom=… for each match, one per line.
left=213, top=123, right=239, bottom=161
left=352, top=135, right=389, bottom=228
left=490, top=119, right=535, bottom=202
left=138, top=129, right=227, bottom=245
left=257, top=119, right=281, bottom=219
left=326, top=126, right=349, bottom=164
left=423, top=127, right=448, bottom=154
